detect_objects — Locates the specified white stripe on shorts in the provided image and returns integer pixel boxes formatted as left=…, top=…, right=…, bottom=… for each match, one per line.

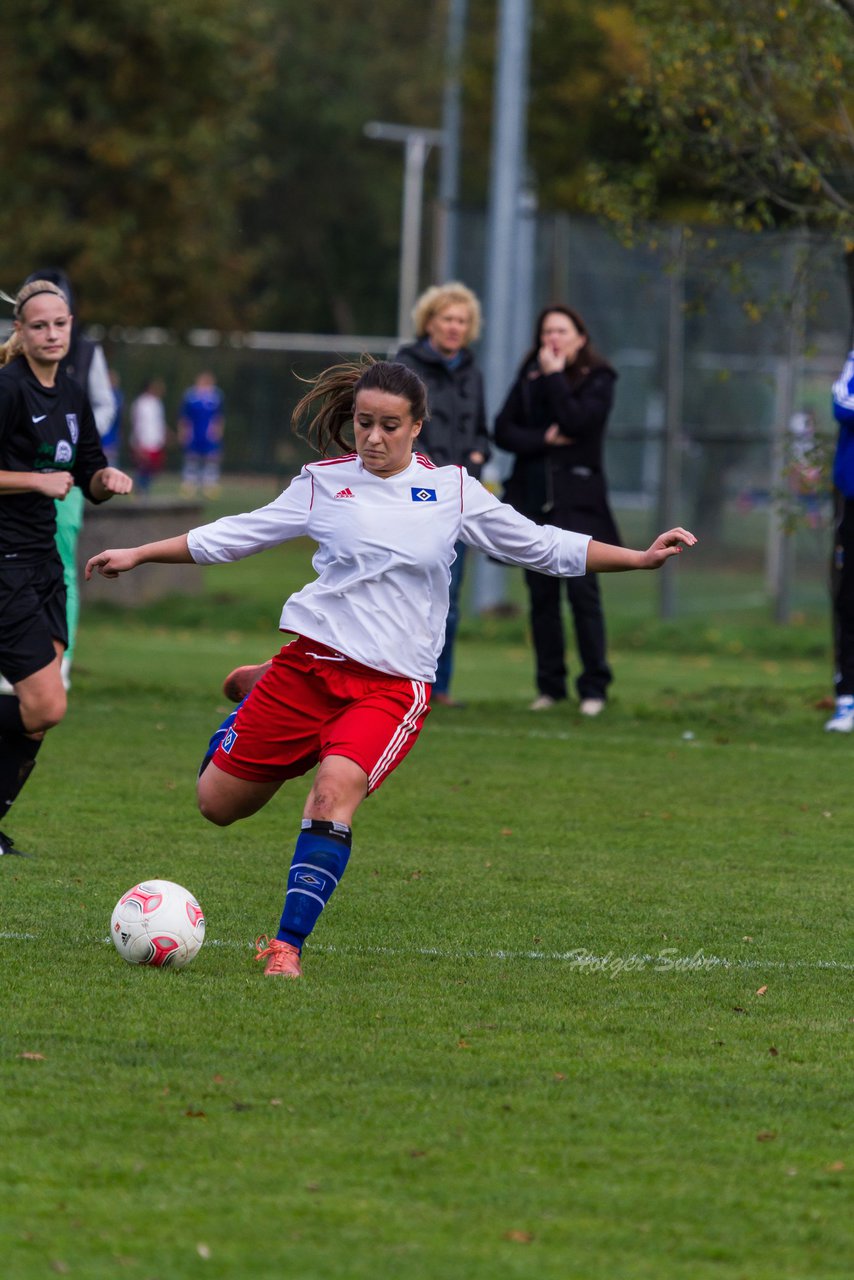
left=368, top=680, right=429, bottom=791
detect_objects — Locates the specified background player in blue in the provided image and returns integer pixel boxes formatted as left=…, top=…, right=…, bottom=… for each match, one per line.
left=179, top=370, right=225, bottom=499
left=826, top=348, right=854, bottom=731
left=0, top=279, right=132, bottom=858
left=87, top=358, right=696, bottom=978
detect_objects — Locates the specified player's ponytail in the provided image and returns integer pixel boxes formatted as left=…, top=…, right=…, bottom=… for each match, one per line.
left=292, top=356, right=428, bottom=457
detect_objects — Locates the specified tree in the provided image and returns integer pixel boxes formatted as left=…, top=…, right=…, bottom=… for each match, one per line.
left=462, top=1, right=647, bottom=211
left=0, top=0, right=274, bottom=329
left=238, top=0, right=446, bottom=334
left=586, top=0, right=854, bottom=235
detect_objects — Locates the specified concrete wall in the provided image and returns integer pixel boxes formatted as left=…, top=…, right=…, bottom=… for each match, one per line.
left=78, top=499, right=204, bottom=605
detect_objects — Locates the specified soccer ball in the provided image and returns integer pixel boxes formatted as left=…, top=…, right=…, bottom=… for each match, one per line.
left=111, top=879, right=206, bottom=969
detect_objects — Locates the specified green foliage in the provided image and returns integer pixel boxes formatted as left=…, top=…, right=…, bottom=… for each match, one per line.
left=589, top=0, right=854, bottom=235
left=0, top=0, right=275, bottom=328
left=237, top=1, right=445, bottom=333
left=4, top=0, right=853, bottom=333
left=463, top=0, right=648, bottom=210
left=0, top=0, right=448, bottom=334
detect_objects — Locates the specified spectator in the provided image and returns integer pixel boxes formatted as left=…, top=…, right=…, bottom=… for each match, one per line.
left=495, top=305, right=621, bottom=716
left=396, top=283, right=489, bottom=707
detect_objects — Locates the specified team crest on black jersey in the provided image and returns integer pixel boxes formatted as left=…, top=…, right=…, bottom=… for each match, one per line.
left=66, top=414, right=79, bottom=444
left=54, top=441, right=73, bottom=465
left=411, top=487, right=437, bottom=502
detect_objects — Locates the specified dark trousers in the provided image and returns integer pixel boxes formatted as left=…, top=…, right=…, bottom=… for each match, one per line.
left=831, top=495, right=854, bottom=696
left=434, top=542, right=467, bottom=696
left=523, top=568, right=613, bottom=702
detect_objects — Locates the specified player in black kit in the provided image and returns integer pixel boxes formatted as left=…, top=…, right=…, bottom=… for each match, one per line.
left=0, top=278, right=133, bottom=857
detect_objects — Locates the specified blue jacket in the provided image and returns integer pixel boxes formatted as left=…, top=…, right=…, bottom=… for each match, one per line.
left=832, top=351, right=854, bottom=497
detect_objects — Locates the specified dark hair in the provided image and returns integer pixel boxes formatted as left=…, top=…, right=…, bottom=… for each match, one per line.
left=292, top=357, right=428, bottom=456
left=519, top=304, right=614, bottom=385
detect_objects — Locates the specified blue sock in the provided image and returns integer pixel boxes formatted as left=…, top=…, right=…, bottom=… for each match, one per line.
left=277, top=819, right=352, bottom=949
left=198, top=697, right=246, bottom=777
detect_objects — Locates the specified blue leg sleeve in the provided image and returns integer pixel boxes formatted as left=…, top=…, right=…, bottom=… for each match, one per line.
left=277, top=819, right=352, bottom=949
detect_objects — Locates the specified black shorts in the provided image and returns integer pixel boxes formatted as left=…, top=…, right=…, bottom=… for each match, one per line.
left=0, top=556, right=67, bottom=683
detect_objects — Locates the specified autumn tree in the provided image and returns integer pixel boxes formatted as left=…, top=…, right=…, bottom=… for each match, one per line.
left=585, top=0, right=854, bottom=235
left=462, top=0, right=647, bottom=211
left=0, top=0, right=274, bottom=329
left=238, top=1, right=446, bottom=334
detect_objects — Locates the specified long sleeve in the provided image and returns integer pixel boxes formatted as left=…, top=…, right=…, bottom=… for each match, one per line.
left=460, top=472, right=589, bottom=576
left=187, top=469, right=313, bottom=563
left=832, top=352, right=854, bottom=425
left=832, top=352, right=854, bottom=497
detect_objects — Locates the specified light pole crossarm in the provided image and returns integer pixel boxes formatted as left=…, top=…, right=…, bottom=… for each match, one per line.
left=364, top=121, right=445, bottom=148
left=363, top=121, right=446, bottom=341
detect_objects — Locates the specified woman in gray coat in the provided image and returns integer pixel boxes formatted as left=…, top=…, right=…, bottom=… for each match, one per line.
left=396, top=282, right=490, bottom=706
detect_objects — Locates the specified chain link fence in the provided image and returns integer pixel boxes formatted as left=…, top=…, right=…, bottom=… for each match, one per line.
left=86, top=216, right=852, bottom=620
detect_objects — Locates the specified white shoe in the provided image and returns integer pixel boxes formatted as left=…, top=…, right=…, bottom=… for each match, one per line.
left=825, top=695, right=854, bottom=732
left=529, top=694, right=557, bottom=711
left=579, top=698, right=605, bottom=717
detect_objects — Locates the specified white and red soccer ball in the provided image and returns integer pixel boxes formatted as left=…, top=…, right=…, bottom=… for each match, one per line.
left=111, top=879, right=206, bottom=970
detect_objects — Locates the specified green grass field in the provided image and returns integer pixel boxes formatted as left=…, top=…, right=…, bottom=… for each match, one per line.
left=1, top=490, right=851, bottom=1279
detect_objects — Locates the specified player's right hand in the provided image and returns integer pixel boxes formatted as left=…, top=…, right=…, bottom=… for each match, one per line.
left=39, top=471, right=75, bottom=499
left=85, top=548, right=137, bottom=579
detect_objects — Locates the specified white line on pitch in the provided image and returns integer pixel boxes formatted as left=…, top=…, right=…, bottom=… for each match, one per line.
left=2, top=931, right=850, bottom=971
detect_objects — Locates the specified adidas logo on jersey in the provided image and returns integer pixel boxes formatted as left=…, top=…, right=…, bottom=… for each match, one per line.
left=334, top=488, right=355, bottom=499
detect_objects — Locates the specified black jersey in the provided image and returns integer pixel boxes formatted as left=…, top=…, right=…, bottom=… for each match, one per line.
left=0, top=356, right=108, bottom=562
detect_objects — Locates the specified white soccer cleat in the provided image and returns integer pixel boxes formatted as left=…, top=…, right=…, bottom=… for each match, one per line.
left=529, top=694, right=557, bottom=711
left=825, top=696, right=854, bottom=733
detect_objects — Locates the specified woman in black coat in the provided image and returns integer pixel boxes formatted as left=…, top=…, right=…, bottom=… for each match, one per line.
left=495, top=304, right=620, bottom=715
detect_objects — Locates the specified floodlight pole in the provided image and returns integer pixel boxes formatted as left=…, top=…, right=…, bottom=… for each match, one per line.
left=436, top=0, right=468, bottom=280
left=482, top=0, right=532, bottom=424
left=364, top=122, right=444, bottom=342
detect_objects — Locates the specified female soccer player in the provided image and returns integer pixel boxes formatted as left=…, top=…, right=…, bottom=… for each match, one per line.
left=86, top=359, right=695, bottom=976
left=0, top=279, right=133, bottom=858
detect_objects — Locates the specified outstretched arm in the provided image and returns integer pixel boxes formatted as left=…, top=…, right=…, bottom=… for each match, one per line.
left=85, top=534, right=193, bottom=580
left=586, top=527, right=697, bottom=573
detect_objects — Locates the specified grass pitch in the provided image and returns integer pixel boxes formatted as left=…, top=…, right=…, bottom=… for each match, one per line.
left=0, top=503, right=851, bottom=1279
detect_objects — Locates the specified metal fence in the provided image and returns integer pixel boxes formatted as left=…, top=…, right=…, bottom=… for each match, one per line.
left=80, top=216, right=854, bottom=619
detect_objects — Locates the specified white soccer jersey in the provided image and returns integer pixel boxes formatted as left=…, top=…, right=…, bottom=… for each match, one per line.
left=187, top=453, right=590, bottom=681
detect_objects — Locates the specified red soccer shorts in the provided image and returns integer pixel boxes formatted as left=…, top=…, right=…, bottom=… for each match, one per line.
left=212, top=634, right=431, bottom=793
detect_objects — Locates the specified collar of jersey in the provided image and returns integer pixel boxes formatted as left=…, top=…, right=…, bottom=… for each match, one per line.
left=356, top=454, right=420, bottom=480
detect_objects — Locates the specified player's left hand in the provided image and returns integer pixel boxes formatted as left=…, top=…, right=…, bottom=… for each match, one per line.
left=642, top=528, right=697, bottom=568
left=98, top=467, right=134, bottom=495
